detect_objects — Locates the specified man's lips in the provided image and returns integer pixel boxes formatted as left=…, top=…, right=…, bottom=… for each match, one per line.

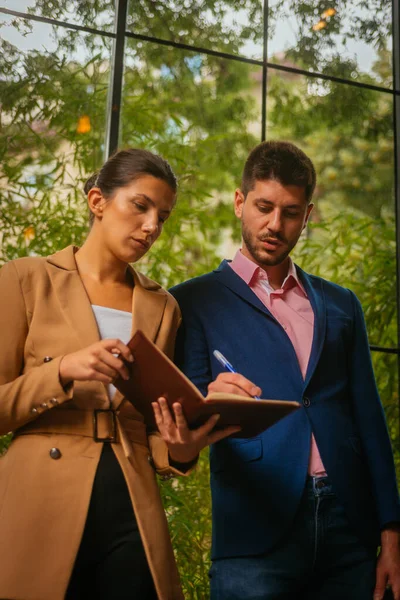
left=260, top=237, right=284, bottom=249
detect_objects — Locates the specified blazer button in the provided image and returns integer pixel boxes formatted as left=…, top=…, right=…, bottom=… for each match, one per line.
left=303, top=396, right=311, bottom=408
left=49, top=448, right=62, bottom=460
left=43, top=356, right=53, bottom=363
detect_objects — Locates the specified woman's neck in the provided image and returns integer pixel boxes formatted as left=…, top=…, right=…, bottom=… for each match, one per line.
left=75, top=233, right=127, bottom=285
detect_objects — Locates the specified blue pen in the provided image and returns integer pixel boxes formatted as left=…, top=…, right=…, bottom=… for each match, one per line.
left=213, top=350, right=261, bottom=400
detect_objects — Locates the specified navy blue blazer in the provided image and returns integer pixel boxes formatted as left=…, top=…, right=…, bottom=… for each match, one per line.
left=170, top=260, right=400, bottom=559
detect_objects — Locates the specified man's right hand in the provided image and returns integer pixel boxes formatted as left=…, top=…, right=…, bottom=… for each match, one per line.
left=59, top=339, right=134, bottom=387
left=207, top=372, right=262, bottom=398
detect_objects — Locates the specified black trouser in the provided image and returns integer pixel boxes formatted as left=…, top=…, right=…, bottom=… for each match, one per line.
left=66, top=444, right=157, bottom=600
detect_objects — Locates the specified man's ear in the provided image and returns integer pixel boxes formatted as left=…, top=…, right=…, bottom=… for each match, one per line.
left=87, top=187, right=106, bottom=220
left=234, top=189, right=245, bottom=219
left=303, top=203, right=314, bottom=229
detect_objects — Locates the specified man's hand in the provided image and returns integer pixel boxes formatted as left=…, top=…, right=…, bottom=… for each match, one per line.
left=152, top=397, right=241, bottom=465
left=207, top=372, right=262, bottom=398
left=374, top=527, right=400, bottom=600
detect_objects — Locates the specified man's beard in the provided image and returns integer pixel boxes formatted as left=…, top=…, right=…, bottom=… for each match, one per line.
left=242, top=222, right=291, bottom=267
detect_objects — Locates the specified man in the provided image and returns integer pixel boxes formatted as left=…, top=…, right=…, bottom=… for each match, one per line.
left=169, top=141, right=400, bottom=599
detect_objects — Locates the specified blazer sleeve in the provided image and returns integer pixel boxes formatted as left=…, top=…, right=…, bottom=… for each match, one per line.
left=171, top=290, right=212, bottom=397
left=348, top=290, right=400, bottom=527
left=0, top=261, right=74, bottom=435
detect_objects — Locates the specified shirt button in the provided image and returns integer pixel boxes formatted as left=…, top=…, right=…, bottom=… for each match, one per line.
left=43, top=356, right=53, bottom=363
left=49, top=448, right=62, bottom=460
left=303, top=396, right=311, bottom=408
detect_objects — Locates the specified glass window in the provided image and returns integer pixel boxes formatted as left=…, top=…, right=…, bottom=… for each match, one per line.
left=266, top=69, right=396, bottom=347
left=0, top=0, right=115, bottom=32
left=127, top=0, right=263, bottom=60
left=0, top=18, right=111, bottom=261
left=120, top=40, right=263, bottom=285
left=268, top=0, right=393, bottom=87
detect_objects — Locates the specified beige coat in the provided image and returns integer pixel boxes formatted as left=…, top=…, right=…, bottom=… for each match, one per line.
left=0, top=246, right=187, bottom=600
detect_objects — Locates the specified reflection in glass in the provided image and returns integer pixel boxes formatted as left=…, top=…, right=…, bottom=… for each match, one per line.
left=127, top=0, right=263, bottom=60
left=266, top=70, right=396, bottom=347
left=268, top=0, right=393, bottom=86
left=120, top=40, right=262, bottom=284
left=0, top=19, right=111, bottom=260
left=0, top=0, right=115, bottom=32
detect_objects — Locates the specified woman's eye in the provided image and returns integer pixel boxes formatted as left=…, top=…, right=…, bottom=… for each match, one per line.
left=133, top=202, right=146, bottom=211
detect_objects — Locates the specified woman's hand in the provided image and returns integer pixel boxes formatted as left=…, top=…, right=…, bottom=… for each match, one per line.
left=152, top=397, right=241, bottom=465
left=59, top=339, right=134, bottom=387
left=207, top=372, right=262, bottom=398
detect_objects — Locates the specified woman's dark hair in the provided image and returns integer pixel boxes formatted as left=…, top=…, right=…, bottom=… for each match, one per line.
left=241, top=140, right=316, bottom=203
left=84, top=148, right=178, bottom=225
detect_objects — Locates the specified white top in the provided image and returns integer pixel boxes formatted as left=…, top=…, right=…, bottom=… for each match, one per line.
left=91, top=305, right=132, bottom=400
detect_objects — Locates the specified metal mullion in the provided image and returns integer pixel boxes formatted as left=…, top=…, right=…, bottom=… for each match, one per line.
left=1, top=7, right=399, bottom=97
left=105, top=0, right=128, bottom=157
left=124, top=29, right=399, bottom=97
left=369, top=346, right=400, bottom=355
left=261, top=0, right=268, bottom=141
left=392, top=0, right=400, bottom=430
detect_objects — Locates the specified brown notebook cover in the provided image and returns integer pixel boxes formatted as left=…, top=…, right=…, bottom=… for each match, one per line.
left=114, top=330, right=300, bottom=438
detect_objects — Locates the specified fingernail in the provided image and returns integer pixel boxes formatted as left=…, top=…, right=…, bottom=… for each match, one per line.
left=214, top=414, right=220, bottom=421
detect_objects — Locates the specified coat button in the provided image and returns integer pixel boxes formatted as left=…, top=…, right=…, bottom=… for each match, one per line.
left=43, top=356, right=53, bottom=363
left=41, top=403, right=48, bottom=409
left=31, top=407, right=38, bottom=414
left=49, top=448, right=62, bottom=460
left=303, top=396, right=311, bottom=408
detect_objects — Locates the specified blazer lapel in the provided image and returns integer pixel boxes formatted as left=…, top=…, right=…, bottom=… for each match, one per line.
left=46, top=246, right=101, bottom=349
left=214, top=260, right=276, bottom=320
left=296, top=266, right=327, bottom=386
left=113, top=266, right=168, bottom=410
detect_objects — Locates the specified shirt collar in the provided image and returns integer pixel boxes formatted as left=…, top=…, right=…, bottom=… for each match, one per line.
left=230, top=249, right=307, bottom=296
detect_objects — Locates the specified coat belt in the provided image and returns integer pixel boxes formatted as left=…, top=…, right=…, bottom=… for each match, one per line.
left=16, top=409, right=149, bottom=457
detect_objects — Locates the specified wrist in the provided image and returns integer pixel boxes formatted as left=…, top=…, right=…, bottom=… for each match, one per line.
left=59, top=355, right=72, bottom=388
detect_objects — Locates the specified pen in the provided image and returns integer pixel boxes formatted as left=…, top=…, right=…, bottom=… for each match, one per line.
left=213, top=349, right=261, bottom=400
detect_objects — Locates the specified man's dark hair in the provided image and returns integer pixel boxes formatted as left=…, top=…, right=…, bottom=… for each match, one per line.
left=84, top=148, right=177, bottom=225
left=241, top=140, right=316, bottom=203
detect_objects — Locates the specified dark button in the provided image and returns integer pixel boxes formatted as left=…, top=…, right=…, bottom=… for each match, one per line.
left=303, top=396, right=311, bottom=408
left=316, top=480, right=325, bottom=489
left=49, top=448, right=62, bottom=460
left=43, top=356, right=53, bottom=363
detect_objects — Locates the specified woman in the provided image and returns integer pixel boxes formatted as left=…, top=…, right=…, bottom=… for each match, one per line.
left=0, top=148, right=236, bottom=600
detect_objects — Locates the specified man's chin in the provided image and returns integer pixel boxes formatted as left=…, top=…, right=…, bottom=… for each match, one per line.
left=254, top=250, right=288, bottom=268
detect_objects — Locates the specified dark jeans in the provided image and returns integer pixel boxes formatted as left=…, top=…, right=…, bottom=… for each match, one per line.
left=210, top=476, right=377, bottom=600
left=66, top=444, right=157, bottom=600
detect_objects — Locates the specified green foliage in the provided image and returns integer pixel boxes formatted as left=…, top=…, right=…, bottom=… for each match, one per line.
left=0, top=2, right=398, bottom=598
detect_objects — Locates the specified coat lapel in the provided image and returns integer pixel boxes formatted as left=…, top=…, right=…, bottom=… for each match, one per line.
left=46, top=246, right=101, bottom=348
left=214, top=260, right=276, bottom=320
left=296, top=266, right=327, bottom=386
left=113, top=266, right=168, bottom=410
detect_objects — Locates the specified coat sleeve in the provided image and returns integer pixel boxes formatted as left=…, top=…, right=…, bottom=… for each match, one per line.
left=170, top=287, right=212, bottom=398
left=348, top=290, right=400, bottom=527
left=0, top=261, right=73, bottom=435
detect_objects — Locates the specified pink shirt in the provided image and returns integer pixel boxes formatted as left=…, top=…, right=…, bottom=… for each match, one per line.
left=230, top=249, right=326, bottom=476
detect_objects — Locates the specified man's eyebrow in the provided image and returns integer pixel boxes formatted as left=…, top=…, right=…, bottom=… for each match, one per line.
left=132, top=193, right=172, bottom=214
left=254, top=197, right=302, bottom=209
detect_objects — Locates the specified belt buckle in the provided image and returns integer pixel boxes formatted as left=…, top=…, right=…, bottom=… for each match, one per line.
left=93, top=409, right=117, bottom=443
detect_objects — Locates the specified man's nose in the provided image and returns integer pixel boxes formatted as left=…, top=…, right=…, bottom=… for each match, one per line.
left=267, top=210, right=282, bottom=232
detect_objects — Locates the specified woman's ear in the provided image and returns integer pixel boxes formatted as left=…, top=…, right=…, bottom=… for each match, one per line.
left=87, top=187, right=106, bottom=221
